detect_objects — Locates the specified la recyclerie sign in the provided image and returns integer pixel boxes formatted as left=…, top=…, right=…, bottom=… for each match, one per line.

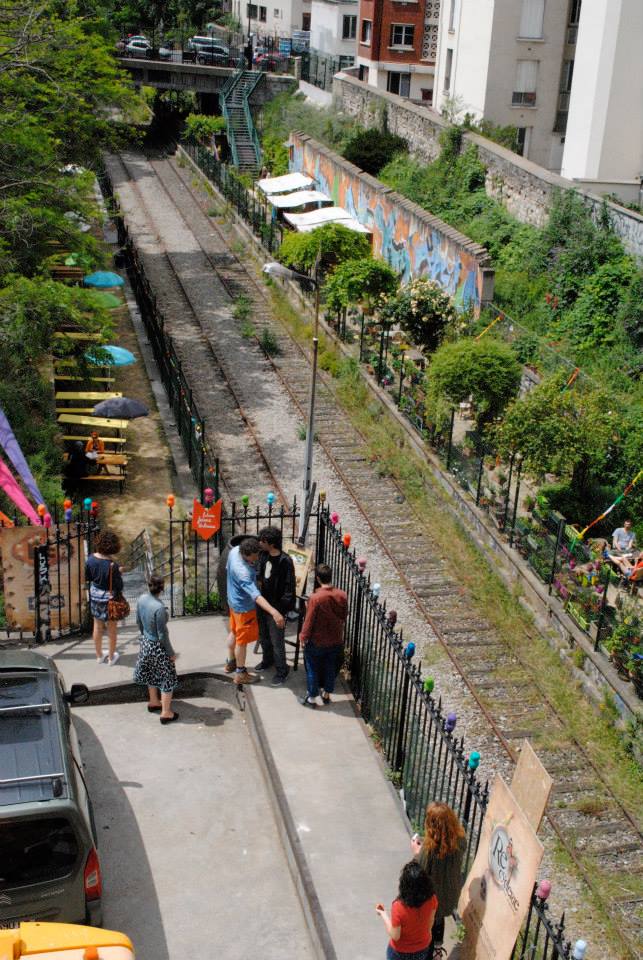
left=458, top=775, right=544, bottom=960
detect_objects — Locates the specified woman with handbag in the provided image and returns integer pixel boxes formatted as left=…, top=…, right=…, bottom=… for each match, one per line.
left=133, top=576, right=179, bottom=724
left=85, top=530, right=126, bottom=666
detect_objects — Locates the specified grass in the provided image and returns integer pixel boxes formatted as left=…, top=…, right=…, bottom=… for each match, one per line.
left=240, top=320, right=255, bottom=338
left=259, top=327, right=280, bottom=356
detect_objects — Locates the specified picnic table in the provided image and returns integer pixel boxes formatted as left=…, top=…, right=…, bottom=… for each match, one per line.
left=54, top=376, right=116, bottom=385
left=53, top=331, right=103, bottom=342
left=55, top=391, right=123, bottom=401
left=57, top=413, right=129, bottom=433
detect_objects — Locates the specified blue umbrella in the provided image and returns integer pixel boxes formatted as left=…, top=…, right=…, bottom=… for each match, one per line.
left=86, top=345, right=137, bottom=366
left=83, top=271, right=125, bottom=288
left=93, top=397, right=149, bottom=419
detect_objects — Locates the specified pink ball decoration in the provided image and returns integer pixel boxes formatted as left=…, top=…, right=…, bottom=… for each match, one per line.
left=536, top=880, right=551, bottom=901
left=330, top=512, right=339, bottom=526
left=43, top=513, right=52, bottom=528
left=357, top=557, right=367, bottom=572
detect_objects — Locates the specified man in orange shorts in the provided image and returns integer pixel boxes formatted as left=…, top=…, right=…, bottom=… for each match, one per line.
left=224, top=536, right=285, bottom=684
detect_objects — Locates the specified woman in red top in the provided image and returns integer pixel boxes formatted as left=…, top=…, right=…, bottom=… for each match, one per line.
left=376, top=861, right=438, bottom=960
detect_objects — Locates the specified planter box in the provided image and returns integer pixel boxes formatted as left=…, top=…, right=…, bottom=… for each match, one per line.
left=566, top=601, right=591, bottom=633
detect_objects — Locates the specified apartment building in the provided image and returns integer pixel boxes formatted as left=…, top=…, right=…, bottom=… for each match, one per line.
left=433, top=0, right=580, bottom=170
left=561, top=0, right=643, bottom=203
left=230, top=0, right=311, bottom=37
left=310, top=0, right=359, bottom=62
left=355, top=0, right=440, bottom=102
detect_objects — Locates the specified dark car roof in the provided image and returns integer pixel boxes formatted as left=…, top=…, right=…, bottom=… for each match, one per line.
left=0, top=653, right=69, bottom=807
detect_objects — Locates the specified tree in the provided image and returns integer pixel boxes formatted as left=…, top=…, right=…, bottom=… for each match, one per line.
left=492, top=374, right=622, bottom=491
left=342, top=128, right=407, bottom=176
left=184, top=113, right=226, bottom=144
left=278, top=223, right=371, bottom=274
left=323, top=257, right=398, bottom=318
left=426, top=338, right=521, bottom=431
left=381, top=278, right=458, bottom=354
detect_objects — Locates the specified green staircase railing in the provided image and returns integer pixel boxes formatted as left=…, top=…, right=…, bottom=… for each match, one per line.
left=220, top=68, right=263, bottom=172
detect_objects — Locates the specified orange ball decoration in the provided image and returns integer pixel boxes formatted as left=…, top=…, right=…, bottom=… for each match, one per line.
left=63, top=499, right=72, bottom=510
left=37, top=503, right=46, bottom=517
left=343, top=533, right=351, bottom=548
left=166, top=494, right=176, bottom=508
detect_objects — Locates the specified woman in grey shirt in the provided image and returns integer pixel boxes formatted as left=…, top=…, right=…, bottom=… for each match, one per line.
left=134, top=576, right=179, bottom=724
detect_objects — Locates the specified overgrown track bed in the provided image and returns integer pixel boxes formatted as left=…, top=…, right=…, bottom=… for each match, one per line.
left=112, top=149, right=642, bottom=957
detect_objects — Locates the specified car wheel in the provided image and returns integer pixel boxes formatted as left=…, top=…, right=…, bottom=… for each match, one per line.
left=197, top=55, right=205, bottom=64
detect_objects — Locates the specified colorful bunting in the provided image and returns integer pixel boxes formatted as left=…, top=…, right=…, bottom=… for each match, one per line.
left=577, top=470, right=643, bottom=540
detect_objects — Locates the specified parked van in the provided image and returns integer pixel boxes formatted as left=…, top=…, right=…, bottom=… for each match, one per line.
left=0, top=923, right=134, bottom=959
left=0, top=651, right=101, bottom=927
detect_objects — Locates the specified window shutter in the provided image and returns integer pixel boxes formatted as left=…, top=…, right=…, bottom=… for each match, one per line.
left=514, top=59, right=538, bottom=92
left=519, top=0, right=545, bottom=38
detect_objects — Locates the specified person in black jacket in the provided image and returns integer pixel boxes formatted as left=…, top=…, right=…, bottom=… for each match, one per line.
left=255, top=526, right=296, bottom=685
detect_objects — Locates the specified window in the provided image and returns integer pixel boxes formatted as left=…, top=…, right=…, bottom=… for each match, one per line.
left=274, top=8, right=280, bottom=16
left=516, top=127, right=528, bottom=155
left=361, top=19, right=372, bottom=44
left=569, top=0, right=581, bottom=24
left=358, top=64, right=368, bottom=81
left=387, top=71, right=410, bottom=96
left=390, top=24, right=414, bottom=47
left=302, top=12, right=310, bottom=29
left=247, top=3, right=257, bottom=17
left=259, top=5, right=267, bottom=20
left=448, top=0, right=456, bottom=31
left=342, top=15, right=357, bottom=39
left=519, top=0, right=544, bottom=38
left=512, top=59, right=538, bottom=105
left=559, top=58, right=574, bottom=93
left=420, top=87, right=433, bottom=102
left=0, top=819, right=79, bottom=887
left=444, top=47, right=453, bottom=91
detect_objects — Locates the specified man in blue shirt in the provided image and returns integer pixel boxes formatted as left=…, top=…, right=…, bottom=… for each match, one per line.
left=225, top=536, right=285, bottom=684
left=612, top=520, right=636, bottom=553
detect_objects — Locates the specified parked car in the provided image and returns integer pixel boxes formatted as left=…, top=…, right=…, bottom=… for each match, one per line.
left=158, top=41, right=174, bottom=60
left=0, top=651, right=101, bottom=927
left=125, top=38, right=152, bottom=56
left=194, top=41, right=229, bottom=65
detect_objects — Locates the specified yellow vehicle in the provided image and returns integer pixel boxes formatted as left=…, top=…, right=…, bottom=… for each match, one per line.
left=0, top=923, right=134, bottom=960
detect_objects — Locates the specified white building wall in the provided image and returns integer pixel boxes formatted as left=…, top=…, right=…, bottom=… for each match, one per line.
left=561, top=0, right=643, bottom=192
left=434, top=0, right=494, bottom=119
left=234, top=0, right=310, bottom=37
left=310, top=0, right=359, bottom=59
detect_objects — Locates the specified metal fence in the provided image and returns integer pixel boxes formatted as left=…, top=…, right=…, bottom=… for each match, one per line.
left=100, top=169, right=220, bottom=500
left=300, top=50, right=354, bottom=91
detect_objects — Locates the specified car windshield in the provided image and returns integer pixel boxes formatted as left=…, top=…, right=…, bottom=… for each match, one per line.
left=0, top=818, right=79, bottom=889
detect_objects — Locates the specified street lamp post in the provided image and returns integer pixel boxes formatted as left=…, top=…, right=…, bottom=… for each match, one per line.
left=263, top=261, right=320, bottom=541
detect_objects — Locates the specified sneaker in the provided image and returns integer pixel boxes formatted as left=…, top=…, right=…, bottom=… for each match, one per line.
left=254, top=661, right=273, bottom=672
left=233, top=670, right=260, bottom=685
left=299, top=695, right=319, bottom=708
left=223, top=659, right=236, bottom=674
left=109, top=651, right=120, bottom=666
left=321, top=692, right=331, bottom=705
left=96, top=653, right=108, bottom=664
left=431, top=947, right=447, bottom=960
left=271, top=674, right=288, bottom=686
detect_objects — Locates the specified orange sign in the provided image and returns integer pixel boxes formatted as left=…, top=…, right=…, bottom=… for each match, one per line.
left=191, top=498, right=222, bottom=540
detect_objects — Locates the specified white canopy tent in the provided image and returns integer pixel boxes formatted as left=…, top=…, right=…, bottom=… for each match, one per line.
left=283, top=206, right=372, bottom=235
left=257, top=172, right=314, bottom=195
left=268, top=189, right=332, bottom=210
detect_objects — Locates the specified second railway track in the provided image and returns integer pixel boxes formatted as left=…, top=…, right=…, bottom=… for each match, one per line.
left=108, top=148, right=642, bottom=957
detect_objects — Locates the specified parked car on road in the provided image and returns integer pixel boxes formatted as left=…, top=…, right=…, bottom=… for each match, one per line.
left=125, top=38, right=152, bottom=56
left=158, top=42, right=174, bottom=60
left=194, top=41, right=230, bottom=64
left=0, top=651, right=101, bottom=927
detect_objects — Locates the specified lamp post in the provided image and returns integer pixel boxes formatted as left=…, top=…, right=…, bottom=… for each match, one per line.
left=263, top=261, right=320, bottom=540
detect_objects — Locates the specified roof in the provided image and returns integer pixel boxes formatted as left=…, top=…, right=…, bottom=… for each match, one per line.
left=268, top=190, right=332, bottom=210
left=283, top=206, right=372, bottom=234
left=257, top=172, right=314, bottom=195
left=0, top=656, right=68, bottom=807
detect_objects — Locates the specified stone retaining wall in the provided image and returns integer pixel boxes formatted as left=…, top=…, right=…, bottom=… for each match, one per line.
left=333, top=73, right=643, bottom=260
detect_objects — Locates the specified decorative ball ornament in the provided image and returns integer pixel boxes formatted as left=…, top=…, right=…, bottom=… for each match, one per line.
left=64, top=508, right=73, bottom=523
left=44, top=513, right=52, bottom=528
left=330, top=512, right=339, bottom=525
left=468, top=751, right=481, bottom=771
left=266, top=491, right=276, bottom=506
left=572, top=941, right=587, bottom=960
left=83, top=498, right=92, bottom=511
left=241, top=495, right=249, bottom=508
left=204, top=487, right=214, bottom=505
left=357, top=556, right=367, bottom=572
left=166, top=494, right=175, bottom=509
left=63, top=499, right=72, bottom=510
left=343, top=533, right=351, bottom=548
left=423, top=677, right=435, bottom=694
left=371, top=581, right=380, bottom=597
left=387, top=610, right=398, bottom=626
left=404, top=642, right=415, bottom=660
left=536, top=880, right=551, bottom=901
left=445, top=712, right=457, bottom=733
left=319, top=490, right=326, bottom=503
left=37, top=504, right=46, bottom=517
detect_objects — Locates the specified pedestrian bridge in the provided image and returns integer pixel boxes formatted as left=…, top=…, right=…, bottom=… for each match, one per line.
left=118, top=58, right=296, bottom=101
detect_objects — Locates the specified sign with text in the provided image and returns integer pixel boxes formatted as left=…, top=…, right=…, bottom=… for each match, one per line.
left=510, top=741, right=552, bottom=832
left=458, top=775, right=544, bottom=960
left=191, top=498, right=222, bottom=540
left=283, top=541, right=312, bottom=596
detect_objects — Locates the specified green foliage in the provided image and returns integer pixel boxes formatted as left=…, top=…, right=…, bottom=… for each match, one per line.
left=462, top=115, right=520, bottom=152
left=259, top=91, right=361, bottom=165
left=381, top=278, right=458, bottom=354
left=184, top=113, right=226, bottom=144
left=259, top=327, right=280, bottom=356
left=233, top=294, right=252, bottom=321
left=342, top=128, right=408, bottom=176
left=278, top=223, right=371, bottom=273
left=426, top=338, right=521, bottom=430
left=183, top=590, right=221, bottom=615
left=323, top=258, right=399, bottom=317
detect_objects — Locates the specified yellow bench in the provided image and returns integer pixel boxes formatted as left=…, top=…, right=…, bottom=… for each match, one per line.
left=80, top=473, right=126, bottom=493
left=55, top=375, right=116, bottom=384
left=55, top=391, right=122, bottom=401
left=63, top=435, right=127, bottom=446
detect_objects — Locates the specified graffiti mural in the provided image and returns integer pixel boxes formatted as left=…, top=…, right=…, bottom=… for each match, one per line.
left=290, top=134, right=492, bottom=315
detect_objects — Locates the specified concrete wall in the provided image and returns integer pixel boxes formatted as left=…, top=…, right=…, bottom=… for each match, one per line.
left=289, top=132, right=494, bottom=312
left=332, top=71, right=643, bottom=260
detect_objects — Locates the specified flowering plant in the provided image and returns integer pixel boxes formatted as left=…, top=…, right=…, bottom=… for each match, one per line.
left=381, top=278, right=457, bottom=354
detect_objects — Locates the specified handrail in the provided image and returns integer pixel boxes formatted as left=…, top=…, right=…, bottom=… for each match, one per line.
left=242, top=71, right=263, bottom=167
left=221, top=68, right=263, bottom=171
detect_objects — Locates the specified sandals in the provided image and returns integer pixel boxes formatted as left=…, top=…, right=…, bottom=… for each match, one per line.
left=160, top=712, right=179, bottom=725
left=147, top=704, right=162, bottom=713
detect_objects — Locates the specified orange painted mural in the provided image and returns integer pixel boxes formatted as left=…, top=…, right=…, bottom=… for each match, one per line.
left=290, top=134, right=491, bottom=314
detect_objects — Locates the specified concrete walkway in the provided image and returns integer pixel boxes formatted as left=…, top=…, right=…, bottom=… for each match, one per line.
left=44, top=614, right=455, bottom=959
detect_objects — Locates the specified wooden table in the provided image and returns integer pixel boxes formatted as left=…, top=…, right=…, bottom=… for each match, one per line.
left=62, top=434, right=127, bottom=447
left=55, top=376, right=116, bottom=385
left=53, top=331, right=103, bottom=341
left=55, top=391, right=123, bottom=401
left=65, top=452, right=128, bottom=474
left=57, top=413, right=129, bottom=432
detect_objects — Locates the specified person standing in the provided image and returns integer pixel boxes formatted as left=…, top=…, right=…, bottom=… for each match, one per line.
left=85, top=530, right=123, bottom=666
left=134, top=575, right=179, bottom=724
left=225, top=536, right=285, bottom=685
left=299, top=563, right=348, bottom=708
left=255, top=526, right=296, bottom=685
left=376, top=861, right=438, bottom=960
left=411, top=802, right=467, bottom=959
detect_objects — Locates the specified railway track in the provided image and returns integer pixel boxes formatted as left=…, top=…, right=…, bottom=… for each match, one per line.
left=110, top=148, right=642, bottom=957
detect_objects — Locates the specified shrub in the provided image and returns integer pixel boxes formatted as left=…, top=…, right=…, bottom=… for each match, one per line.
left=259, top=327, right=280, bottom=356
left=382, top=278, right=458, bottom=354
left=184, top=113, right=226, bottom=145
left=342, top=128, right=408, bottom=175
left=278, top=223, right=371, bottom=274
left=323, top=258, right=399, bottom=317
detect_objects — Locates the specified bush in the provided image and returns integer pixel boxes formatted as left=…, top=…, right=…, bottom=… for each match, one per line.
left=323, top=258, right=399, bottom=317
left=278, top=223, right=371, bottom=274
left=382, top=278, right=458, bottom=354
left=342, top=128, right=407, bottom=175
left=184, top=114, right=226, bottom=145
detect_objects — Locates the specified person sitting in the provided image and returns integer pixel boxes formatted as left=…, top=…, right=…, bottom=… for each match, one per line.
left=612, top=519, right=636, bottom=553
left=85, top=431, right=107, bottom=474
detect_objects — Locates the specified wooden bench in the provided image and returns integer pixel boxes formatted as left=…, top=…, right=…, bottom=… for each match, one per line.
left=54, top=376, right=116, bottom=385
left=63, top=435, right=127, bottom=446
left=56, top=407, right=100, bottom=414
left=79, top=474, right=126, bottom=493
left=50, top=266, right=83, bottom=284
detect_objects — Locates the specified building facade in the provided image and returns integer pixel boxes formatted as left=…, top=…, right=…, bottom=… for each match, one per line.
left=355, top=0, right=441, bottom=102
left=310, top=0, right=359, bottom=60
left=433, top=0, right=580, bottom=171
left=560, top=0, right=643, bottom=203
left=230, top=0, right=311, bottom=38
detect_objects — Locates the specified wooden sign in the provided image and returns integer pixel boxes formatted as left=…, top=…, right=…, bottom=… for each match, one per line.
left=458, top=775, right=544, bottom=960
left=283, top=541, right=312, bottom=596
left=1, top=526, right=84, bottom=632
left=510, top=741, right=552, bottom=832
left=191, top=498, right=222, bottom=540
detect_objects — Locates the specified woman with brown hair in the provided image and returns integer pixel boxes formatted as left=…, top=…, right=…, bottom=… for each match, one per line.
left=134, top=576, right=179, bottom=724
left=410, top=802, right=467, bottom=959
left=85, top=530, right=123, bottom=666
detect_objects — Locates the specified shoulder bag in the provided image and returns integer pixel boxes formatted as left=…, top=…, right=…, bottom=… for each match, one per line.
left=107, top=562, right=130, bottom=622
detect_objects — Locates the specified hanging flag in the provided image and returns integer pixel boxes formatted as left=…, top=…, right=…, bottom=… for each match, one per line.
left=0, top=406, right=47, bottom=509
left=577, top=470, right=643, bottom=540
left=191, top=498, right=222, bottom=540
left=0, top=454, right=41, bottom=524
